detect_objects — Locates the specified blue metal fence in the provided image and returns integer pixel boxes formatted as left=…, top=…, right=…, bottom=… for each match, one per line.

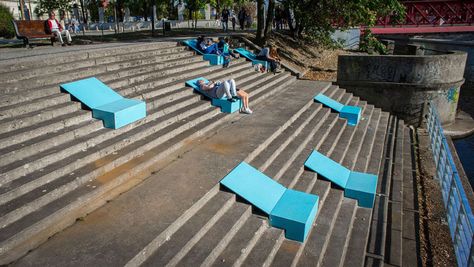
left=426, top=102, right=474, bottom=267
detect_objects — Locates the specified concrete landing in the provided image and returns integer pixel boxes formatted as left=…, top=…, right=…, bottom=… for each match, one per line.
left=13, top=80, right=330, bottom=266
left=444, top=110, right=474, bottom=139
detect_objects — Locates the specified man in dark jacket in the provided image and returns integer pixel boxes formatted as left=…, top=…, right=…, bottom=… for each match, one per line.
left=221, top=8, right=230, bottom=32
left=238, top=7, right=246, bottom=30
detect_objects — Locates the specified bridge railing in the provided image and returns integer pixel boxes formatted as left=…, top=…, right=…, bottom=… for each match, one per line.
left=426, top=102, right=474, bottom=267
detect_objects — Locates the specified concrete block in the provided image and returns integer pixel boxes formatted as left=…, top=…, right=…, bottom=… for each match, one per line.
left=270, top=189, right=319, bottom=242
left=340, top=105, right=361, bottom=126
left=345, top=171, right=378, bottom=208
left=186, top=77, right=242, bottom=113
left=314, top=93, right=361, bottom=126
left=304, top=150, right=351, bottom=188
left=61, top=77, right=146, bottom=129
left=93, top=99, right=146, bottom=129
left=220, top=162, right=286, bottom=214
left=234, top=48, right=268, bottom=69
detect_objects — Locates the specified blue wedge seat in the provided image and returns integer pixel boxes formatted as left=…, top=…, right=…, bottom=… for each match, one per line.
left=220, top=162, right=319, bottom=242
left=234, top=47, right=269, bottom=70
left=60, top=77, right=146, bottom=129
left=314, top=93, right=361, bottom=126
left=304, top=150, right=377, bottom=208
left=183, top=39, right=225, bottom=65
left=186, top=77, right=241, bottom=113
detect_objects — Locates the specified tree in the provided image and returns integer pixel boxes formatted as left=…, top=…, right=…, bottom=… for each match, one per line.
left=35, top=0, right=73, bottom=17
left=255, top=0, right=264, bottom=43
left=263, top=0, right=274, bottom=40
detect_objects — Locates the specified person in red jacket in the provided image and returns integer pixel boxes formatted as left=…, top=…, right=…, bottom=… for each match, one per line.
left=47, top=11, right=72, bottom=46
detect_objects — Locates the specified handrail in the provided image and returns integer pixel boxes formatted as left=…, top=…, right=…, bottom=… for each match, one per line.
left=426, top=102, right=474, bottom=266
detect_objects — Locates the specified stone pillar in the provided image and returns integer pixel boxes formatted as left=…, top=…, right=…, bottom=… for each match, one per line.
left=205, top=4, right=211, bottom=20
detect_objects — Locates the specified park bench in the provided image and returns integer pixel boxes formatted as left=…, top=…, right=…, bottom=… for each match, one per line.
left=12, top=20, right=55, bottom=47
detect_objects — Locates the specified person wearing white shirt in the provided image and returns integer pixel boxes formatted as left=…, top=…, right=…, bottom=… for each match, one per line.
left=47, top=11, right=72, bottom=46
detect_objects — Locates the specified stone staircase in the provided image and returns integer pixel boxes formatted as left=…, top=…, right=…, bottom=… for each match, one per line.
left=0, top=41, right=419, bottom=266
left=0, top=41, right=296, bottom=264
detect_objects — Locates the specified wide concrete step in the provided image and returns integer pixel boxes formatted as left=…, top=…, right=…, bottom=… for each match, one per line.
left=0, top=69, right=296, bottom=264
left=0, top=69, right=288, bottom=220
left=0, top=61, right=255, bottom=168
left=0, top=59, right=248, bottom=150
left=0, top=41, right=179, bottom=74
left=0, top=51, right=204, bottom=108
left=0, top=44, right=186, bottom=84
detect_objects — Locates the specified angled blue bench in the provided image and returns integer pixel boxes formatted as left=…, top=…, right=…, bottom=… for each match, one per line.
left=234, top=47, right=269, bottom=70
left=183, top=39, right=225, bottom=65
left=304, top=150, right=377, bottom=208
left=220, top=162, right=319, bottom=242
left=185, top=77, right=241, bottom=113
left=60, top=77, right=146, bottom=129
left=314, top=93, right=361, bottom=126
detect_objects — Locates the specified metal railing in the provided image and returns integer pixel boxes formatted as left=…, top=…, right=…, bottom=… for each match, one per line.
left=426, top=102, right=474, bottom=267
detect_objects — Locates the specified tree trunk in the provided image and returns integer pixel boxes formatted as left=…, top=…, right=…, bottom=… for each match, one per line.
left=215, top=0, right=220, bottom=20
left=256, top=0, right=265, bottom=44
left=264, top=0, right=275, bottom=40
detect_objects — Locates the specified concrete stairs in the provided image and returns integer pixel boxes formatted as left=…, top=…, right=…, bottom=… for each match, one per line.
left=0, top=41, right=296, bottom=264
left=0, top=41, right=418, bottom=267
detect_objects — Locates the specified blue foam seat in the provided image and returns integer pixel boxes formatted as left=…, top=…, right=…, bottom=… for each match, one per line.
left=220, top=162, right=319, bottom=242
left=234, top=47, right=269, bottom=70
left=304, top=150, right=377, bottom=208
left=185, top=77, right=242, bottom=113
left=183, top=39, right=225, bottom=65
left=60, top=77, right=146, bottom=129
left=314, top=93, right=361, bottom=126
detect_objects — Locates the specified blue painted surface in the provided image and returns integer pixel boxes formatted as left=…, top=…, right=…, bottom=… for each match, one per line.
left=61, top=77, right=146, bottom=129
left=234, top=48, right=269, bottom=69
left=304, top=149, right=378, bottom=207
left=186, top=77, right=242, bottom=113
left=314, top=93, right=361, bottom=126
left=270, top=189, right=319, bottom=242
left=220, top=162, right=320, bottom=242
left=345, top=171, right=378, bottom=208
left=304, top=150, right=351, bottom=188
left=220, top=162, right=286, bottom=214
left=453, top=135, right=474, bottom=188
left=314, top=93, right=344, bottom=112
left=183, top=39, right=224, bottom=65
left=341, top=105, right=362, bottom=126
left=60, top=77, right=123, bottom=109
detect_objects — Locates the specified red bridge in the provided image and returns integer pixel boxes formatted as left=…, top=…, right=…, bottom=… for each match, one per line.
left=371, top=0, right=474, bottom=34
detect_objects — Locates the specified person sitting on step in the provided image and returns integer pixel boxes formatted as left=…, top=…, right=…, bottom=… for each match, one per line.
left=198, top=79, right=253, bottom=114
left=217, top=37, right=240, bottom=68
left=47, top=11, right=72, bottom=46
left=256, top=44, right=281, bottom=73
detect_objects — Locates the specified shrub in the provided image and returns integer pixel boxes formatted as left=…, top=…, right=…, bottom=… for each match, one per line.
left=0, top=3, right=15, bottom=38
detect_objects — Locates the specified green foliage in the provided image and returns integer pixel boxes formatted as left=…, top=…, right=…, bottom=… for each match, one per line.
left=0, top=3, right=14, bottom=38
left=360, top=29, right=387, bottom=54
left=34, top=0, right=72, bottom=17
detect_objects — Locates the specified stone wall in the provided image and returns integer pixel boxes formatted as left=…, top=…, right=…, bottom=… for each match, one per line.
left=337, top=51, right=467, bottom=126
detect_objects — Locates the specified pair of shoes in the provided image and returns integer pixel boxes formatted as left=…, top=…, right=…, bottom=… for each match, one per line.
left=240, top=107, right=253, bottom=114
left=61, top=43, right=66, bottom=47
left=275, top=69, right=282, bottom=73
left=227, top=98, right=237, bottom=102
left=232, top=96, right=239, bottom=100
left=67, top=42, right=72, bottom=46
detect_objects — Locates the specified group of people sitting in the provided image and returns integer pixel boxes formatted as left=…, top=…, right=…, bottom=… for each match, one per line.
left=196, top=36, right=240, bottom=68
left=46, top=11, right=73, bottom=46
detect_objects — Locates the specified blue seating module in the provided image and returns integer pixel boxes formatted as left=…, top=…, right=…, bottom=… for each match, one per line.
left=304, top=150, right=377, bottom=208
left=314, top=93, right=361, bottom=126
left=183, top=39, right=224, bottom=65
left=220, top=161, right=319, bottom=242
left=186, top=77, right=242, bottom=113
left=234, top=48, right=269, bottom=70
left=60, top=77, right=146, bottom=129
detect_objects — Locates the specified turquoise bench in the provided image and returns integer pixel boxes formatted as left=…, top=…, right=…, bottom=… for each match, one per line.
left=314, top=93, right=361, bottom=126
left=185, top=77, right=242, bottom=113
left=220, top=162, right=319, bottom=242
left=234, top=47, right=269, bottom=70
left=60, top=77, right=146, bottom=129
left=304, top=150, right=377, bottom=208
left=183, top=39, right=225, bottom=65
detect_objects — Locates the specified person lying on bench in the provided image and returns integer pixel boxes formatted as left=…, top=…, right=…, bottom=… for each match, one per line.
left=198, top=79, right=253, bottom=114
left=47, top=11, right=72, bottom=46
left=257, top=44, right=281, bottom=73
left=199, top=37, right=220, bottom=55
